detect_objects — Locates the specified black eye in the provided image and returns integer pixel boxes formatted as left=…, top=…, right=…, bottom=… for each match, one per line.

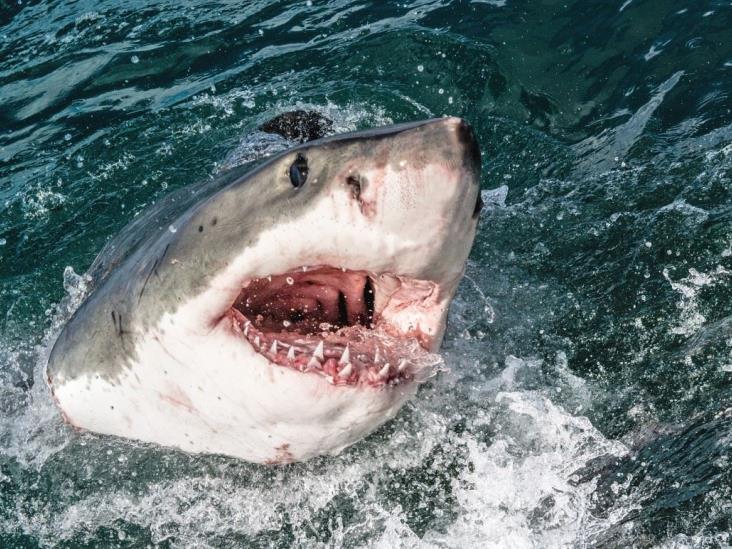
left=289, top=154, right=308, bottom=188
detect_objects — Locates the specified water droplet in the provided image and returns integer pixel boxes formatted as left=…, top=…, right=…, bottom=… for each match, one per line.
left=417, top=64, right=424, bottom=72
left=438, top=88, right=444, bottom=94
left=0, top=238, right=6, bottom=246
left=130, top=55, right=139, bottom=64
left=64, top=133, right=71, bottom=141
left=169, top=225, right=177, bottom=233
left=286, top=276, right=294, bottom=285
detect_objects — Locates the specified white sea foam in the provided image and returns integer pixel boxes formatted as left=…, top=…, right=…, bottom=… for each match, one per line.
left=2, top=326, right=634, bottom=548
left=663, top=265, right=731, bottom=337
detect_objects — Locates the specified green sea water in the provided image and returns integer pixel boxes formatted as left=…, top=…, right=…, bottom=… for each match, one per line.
left=1, top=1, right=731, bottom=547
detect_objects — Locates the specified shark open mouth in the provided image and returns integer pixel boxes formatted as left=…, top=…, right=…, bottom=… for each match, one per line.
left=226, top=266, right=443, bottom=387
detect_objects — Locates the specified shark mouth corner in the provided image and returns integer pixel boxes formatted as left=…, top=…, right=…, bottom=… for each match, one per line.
left=223, top=266, right=445, bottom=388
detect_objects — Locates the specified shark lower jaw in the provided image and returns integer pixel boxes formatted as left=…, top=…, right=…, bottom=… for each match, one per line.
left=220, top=266, right=446, bottom=388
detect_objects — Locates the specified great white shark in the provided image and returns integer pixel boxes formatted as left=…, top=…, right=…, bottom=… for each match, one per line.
left=46, top=116, right=482, bottom=463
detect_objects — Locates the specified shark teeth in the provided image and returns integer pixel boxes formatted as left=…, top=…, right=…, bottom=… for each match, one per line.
left=313, top=341, right=324, bottom=361
left=238, top=319, right=413, bottom=383
left=339, top=345, right=350, bottom=365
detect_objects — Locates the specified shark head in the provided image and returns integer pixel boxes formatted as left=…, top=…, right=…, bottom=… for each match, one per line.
left=47, top=117, right=482, bottom=463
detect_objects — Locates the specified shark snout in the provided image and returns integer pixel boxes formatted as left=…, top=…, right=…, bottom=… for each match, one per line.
left=432, top=116, right=482, bottom=178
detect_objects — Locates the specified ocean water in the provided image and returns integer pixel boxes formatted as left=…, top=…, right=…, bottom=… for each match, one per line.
left=1, top=1, right=731, bottom=547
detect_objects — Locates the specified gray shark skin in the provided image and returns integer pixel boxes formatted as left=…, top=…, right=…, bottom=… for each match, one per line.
left=46, top=117, right=482, bottom=463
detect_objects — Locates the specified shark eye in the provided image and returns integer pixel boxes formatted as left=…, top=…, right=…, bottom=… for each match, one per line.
left=289, top=154, right=308, bottom=188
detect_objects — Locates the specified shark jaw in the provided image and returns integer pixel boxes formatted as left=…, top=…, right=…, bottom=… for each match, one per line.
left=47, top=116, right=482, bottom=463
left=225, top=266, right=446, bottom=388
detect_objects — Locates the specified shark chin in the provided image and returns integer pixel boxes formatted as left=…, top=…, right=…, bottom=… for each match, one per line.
left=46, top=116, right=483, bottom=464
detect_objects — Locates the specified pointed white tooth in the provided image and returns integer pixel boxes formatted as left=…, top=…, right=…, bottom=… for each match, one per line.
left=313, top=341, right=324, bottom=361
left=378, top=363, right=390, bottom=378
left=339, top=345, right=350, bottom=365
left=287, top=346, right=296, bottom=360
left=243, top=322, right=250, bottom=336
left=374, top=348, right=381, bottom=364
left=339, top=363, right=353, bottom=378
left=397, top=359, right=407, bottom=372
left=269, top=340, right=278, bottom=354
left=254, top=335, right=260, bottom=348
left=307, top=355, right=321, bottom=369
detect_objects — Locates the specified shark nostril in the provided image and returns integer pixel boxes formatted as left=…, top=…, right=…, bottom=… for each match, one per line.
left=346, top=175, right=362, bottom=201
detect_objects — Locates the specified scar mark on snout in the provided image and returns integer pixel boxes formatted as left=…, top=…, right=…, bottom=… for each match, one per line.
left=159, top=386, right=196, bottom=414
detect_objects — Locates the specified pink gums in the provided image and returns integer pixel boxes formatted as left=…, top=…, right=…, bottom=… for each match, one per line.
left=227, top=267, right=440, bottom=387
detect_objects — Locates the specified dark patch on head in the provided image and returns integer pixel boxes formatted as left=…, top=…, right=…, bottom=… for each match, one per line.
left=259, top=110, right=334, bottom=143
left=198, top=225, right=204, bottom=232
left=211, top=217, right=217, bottom=226
left=456, top=119, right=481, bottom=171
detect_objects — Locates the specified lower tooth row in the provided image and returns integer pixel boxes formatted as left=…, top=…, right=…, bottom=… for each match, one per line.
left=249, top=334, right=404, bottom=381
